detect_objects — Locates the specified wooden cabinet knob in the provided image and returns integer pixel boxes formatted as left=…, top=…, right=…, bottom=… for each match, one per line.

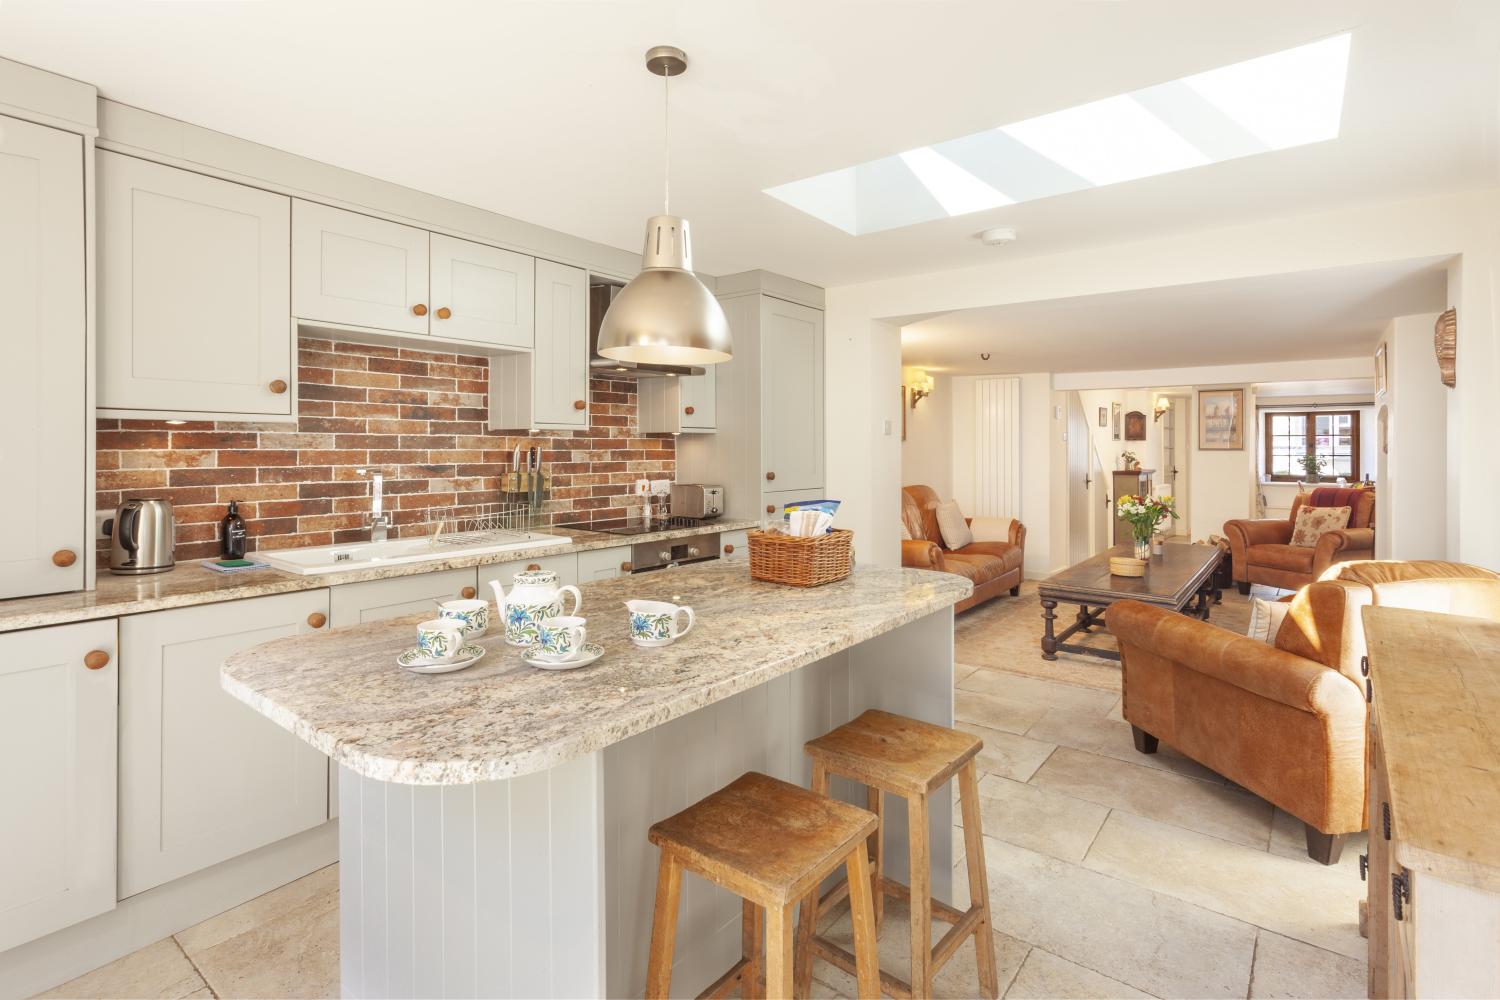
left=573, top=400, right=586, bottom=410
left=84, top=650, right=110, bottom=670
left=723, top=544, right=734, bottom=554
left=307, top=612, right=327, bottom=629
left=766, top=471, right=776, bottom=481
left=766, top=504, right=776, bottom=514
left=436, top=306, right=452, bottom=320
left=526, top=563, right=541, bottom=571
left=460, top=586, right=476, bottom=599
left=412, top=303, right=428, bottom=316
left=684, top=405, right=695, bottom=416
left=268, top=379, right=288, bottom=394
left=621, top=562, right=633, bottom=572
left=52, top=549, right=77, bottom=567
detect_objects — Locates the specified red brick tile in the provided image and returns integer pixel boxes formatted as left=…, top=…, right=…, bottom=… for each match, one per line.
left=366, top=419, right=429, bottom=435
left=298, top=450, right=369, bottom=467
left=299, top=382, right=367, bottom=403
left=216, top=483, right=298, bottom=502
left=335, top=401, right=400, bottom=419
left=398, top=347, right=457, bottom=364
left=245, top=517, right=298, bottom=537
left=98, top=469, right=169, bottom=490
left=171, top=431, right=259, bottom=449
left=98, top=430, right=171, bottom=450
left=368, top=388, right=429, bottom=406
left=297, top=400, right=335, bottom=417
left=400, top=374, right=456, bottom=393
left=259, top=466, right=333, bottom=483
left=369, top=357, right=429, bottom=376
left=218, top=449, right=296, bottom=467
left=339, top=341, right=400, bottom=359
left=299, top=481, right=370, bottom=499
left=298, top=367, right=335, bottom=384
left=334, top=369, right=402, bottom=389
left=170, top=467, right=257, bottom=487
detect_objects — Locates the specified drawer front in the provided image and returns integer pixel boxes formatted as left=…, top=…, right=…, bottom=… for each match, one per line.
left=721, top=530, right=749, bottom=563
left=329, top=567, right=480, bottom=628
left=577, top=545, right=630, bottom=582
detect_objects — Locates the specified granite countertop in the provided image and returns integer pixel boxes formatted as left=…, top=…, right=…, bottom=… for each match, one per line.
left=0, top=519, right=758, bottom=633
left=220, top=563, right=972, bottom=785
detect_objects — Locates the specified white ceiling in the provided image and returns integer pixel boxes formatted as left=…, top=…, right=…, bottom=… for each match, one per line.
left=1, top=1, right=1496, bottom=287
left=900, top=257, right=1450, bottom=374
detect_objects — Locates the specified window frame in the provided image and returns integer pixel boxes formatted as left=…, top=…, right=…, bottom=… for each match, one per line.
left=1261, top=409, right=1361, bottom=483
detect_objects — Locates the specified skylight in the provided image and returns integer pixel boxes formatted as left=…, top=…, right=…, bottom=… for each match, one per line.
left=765, top=33, right=1352, bottom=235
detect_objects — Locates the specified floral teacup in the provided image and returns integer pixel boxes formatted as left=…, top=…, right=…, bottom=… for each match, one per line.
left=416, top=619, right=465, bottom=661
left=626, top=599, right=695, bottom=647
left=438, top=598, right=490, bottom=637
left=534, top=615, right=588, bottom=662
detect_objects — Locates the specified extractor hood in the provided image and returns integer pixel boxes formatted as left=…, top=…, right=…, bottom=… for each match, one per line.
left=589, top=282, right=705, bottom=377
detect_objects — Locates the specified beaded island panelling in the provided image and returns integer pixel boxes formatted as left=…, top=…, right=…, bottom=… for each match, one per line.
left=95, top=337, right=676, bottom=561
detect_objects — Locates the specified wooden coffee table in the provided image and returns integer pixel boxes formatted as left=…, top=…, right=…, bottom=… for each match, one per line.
left=1037, top=543, right=1224, bottom=661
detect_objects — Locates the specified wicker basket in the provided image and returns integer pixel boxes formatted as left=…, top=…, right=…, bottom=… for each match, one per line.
left=1109, top=556, right=1147, bottom=578
left=747, top=529, right=854, bottom=587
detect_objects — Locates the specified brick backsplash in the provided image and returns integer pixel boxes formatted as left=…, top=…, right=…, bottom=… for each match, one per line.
left=95, top=337, right=675, bottom=562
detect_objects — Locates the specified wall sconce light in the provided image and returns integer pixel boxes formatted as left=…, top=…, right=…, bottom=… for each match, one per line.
left=910, top=372, right=935, bottom=409
left=1153, top=395, right=1170, bottom=422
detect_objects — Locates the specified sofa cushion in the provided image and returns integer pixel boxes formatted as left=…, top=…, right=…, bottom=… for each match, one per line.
left=1246, top=597, right=1293, bottom=645
left=1248, top=543, right=1316, bottom=574
left=969, top=516, right=1017, bottom=544
left=943, top=553, right=1009, bottom=586
left=1290, top=505, right=1350, bottom=547
left=953, top=541, right=1023, bottom=575
left=935, top=500, right=973, bottom=549
left=903, top=485, right=942, bottom=543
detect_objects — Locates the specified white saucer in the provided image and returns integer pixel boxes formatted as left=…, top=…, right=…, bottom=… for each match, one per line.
left=398, top=643, right=487, bottom=674
left=523, top=641, right=604, bottom=670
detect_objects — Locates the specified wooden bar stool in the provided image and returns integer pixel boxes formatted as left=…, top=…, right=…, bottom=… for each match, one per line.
left=646, top=771, right=882, bottom=1000
left=795, top=710, right=998, bottom=999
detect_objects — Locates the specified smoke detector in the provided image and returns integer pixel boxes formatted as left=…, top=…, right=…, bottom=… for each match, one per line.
left=976, top=226, right=1017, bottom=247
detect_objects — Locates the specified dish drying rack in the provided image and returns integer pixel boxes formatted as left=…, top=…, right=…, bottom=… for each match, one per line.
left=423, top=501, right=539, bottom=547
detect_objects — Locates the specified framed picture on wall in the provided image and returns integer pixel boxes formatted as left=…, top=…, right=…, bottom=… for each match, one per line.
left=1125, top=410, right=1147, bottom=441
left=1111, top=402, right=1122, bottom=440
left=1374, top=343, right=1388, bottom=398
left=1197, top=388, right=1244, bottom=450
left=1098, top=406, right=1108, bottom=427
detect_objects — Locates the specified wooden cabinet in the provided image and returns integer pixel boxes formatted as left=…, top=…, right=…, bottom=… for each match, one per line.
left=577, top=545, right=630, bottom=581
left=292, top=200, right=429, bottom=335
left=760, top=296, right=824, bottom=494
left=1110, top=469, right=1155, bottom=545
left=98, top=152, right=293, bottom=417
left=119, top=591, right=331, bottom=897
left=637, top=368, right=717, bottom=434
left=0, top=114, right=87, bottom=600
left=489, top=260, right=590, bottom=432
left=429, top=233, right=534, bottom=348
left=0, top=620, right=118, bottom=952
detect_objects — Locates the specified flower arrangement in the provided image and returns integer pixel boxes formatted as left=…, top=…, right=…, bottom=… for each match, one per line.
left=1120, top=450, right=1139, bottom=470
left=1116, top=494, right=1179, bottom=552
left=1299, top=453, right=1326, bottom=481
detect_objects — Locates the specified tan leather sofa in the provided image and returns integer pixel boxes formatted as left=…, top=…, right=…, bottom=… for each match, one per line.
left=1224, top=487, right=1376, bottom=593
left=901, top=485, right=1025, bottom=613
left=1109, top=560, right=1500, bottom=863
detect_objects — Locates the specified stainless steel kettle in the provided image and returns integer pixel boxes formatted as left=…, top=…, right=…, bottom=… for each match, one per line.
left=103, top=498, right=176, bottom=575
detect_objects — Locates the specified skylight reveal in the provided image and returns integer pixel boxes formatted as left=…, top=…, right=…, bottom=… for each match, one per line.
left=765, top=33, right=1351, bottom=235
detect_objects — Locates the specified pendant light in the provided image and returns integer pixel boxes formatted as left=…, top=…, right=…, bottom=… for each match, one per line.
left=596, top=45, right=733, bottom=366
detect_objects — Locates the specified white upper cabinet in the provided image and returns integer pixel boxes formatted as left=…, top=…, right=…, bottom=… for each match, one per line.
left=0, top=115, right=86, bottom=599
left=760, top=296, right=824, bottom=493
left=637, top=368, right=717, bottom=435
left=532, top=259, right=589, bottom=428
left=679, top=369, right=717, bottom=431
left=429, top=233, right=534, bottom=348
left=98, top=152, right=292, bottom=417
left=0, top=619, right=118, bottom=953
left=292, top=200, right=429, bottom=335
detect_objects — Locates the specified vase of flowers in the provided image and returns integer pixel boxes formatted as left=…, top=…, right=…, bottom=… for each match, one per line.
left=1116, top=494, right=1179, bottom=561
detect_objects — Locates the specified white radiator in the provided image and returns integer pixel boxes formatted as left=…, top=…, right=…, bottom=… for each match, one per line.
left=973, top=376, right=1021, bottom=520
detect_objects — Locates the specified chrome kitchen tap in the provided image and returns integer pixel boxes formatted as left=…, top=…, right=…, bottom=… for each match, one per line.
left=356, top=468, right=393, bottom=542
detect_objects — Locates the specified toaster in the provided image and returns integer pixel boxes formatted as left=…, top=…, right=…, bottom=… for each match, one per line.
left=669, top=484, right=723, bottom=520
left=103, top=498, right=176, bottom=575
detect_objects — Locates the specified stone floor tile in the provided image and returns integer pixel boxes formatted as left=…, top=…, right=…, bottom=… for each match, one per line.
left=1032, top=746, right=1274, bottom=848
left=977, top=774, right=1110, bottom=863
left=175, top=864, right=338, bottom=957
left=1249, top=930, right=1367, bottom=998
left=956, top=662, right=982, bottom=685
left=958, top=668, right=1120, bottom=716
left=1104, top=696, right=1124, bottom=721
left=1266, top=807, right=1369, bottom=875
left=1004, top=947, right=1153, bottom=999
left=1024, top=706, right=1225, bottom=784
left=1084, top=811, right=1365, bottom=961
left=956, top=720, right=1057, bottom=782
left=37, top=938, right=205, bottom=1000
left=983, top=836, right=1256, bottom=998
left=955, top=690, right=1046, bottom=736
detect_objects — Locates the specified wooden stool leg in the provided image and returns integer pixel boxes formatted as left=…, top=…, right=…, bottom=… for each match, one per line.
left=846, top=844, right=880, bottom=1000
left=793, top=762, right=829, bottom=997
left=646, top=853, right=683, bottom=999
left=743, top=898, right=763, bottom=998
left=907, top=791, right=932, bottom=998
left=959, top=761, right=999, bottom=999
left=765, top=902, right=795, bottom=1000
left=866, top=784, right=885, bottom=931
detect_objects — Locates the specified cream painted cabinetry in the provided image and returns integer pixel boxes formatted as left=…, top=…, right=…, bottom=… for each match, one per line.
left=292, top=200, right=430, bottom=335
left=760, top=296, right=825, bottom=494
left=721, top=529, right=749, bottom=563
left=0, top=619, right=118, bottom=952
left=637, top=368, right=717, bottom=434
left=97, top=152, right=293, bottom=418
left=0, top=114, right=87, bottom=600
left=429, top=232, right=534, bottom=348
left=489, top=260, right=590, bottom=431
left=577, top=545, right=631, bottom=581
left=119, top=591, right=332, bottom=897
left=479, top=552, right=579, bottom=597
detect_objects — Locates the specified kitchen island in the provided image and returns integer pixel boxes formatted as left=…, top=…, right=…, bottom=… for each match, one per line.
left=222, top=562, right=971, bottom=999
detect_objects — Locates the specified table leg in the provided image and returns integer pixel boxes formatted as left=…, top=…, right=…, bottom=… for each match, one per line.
left=1041, top=600, right=1059, bottom=661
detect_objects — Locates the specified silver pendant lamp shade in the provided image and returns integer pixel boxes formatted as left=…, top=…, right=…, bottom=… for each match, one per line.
left=597, top=46, right=732, bottom=366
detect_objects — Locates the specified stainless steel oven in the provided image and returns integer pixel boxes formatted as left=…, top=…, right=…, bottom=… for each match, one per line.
left=628, top=531, right=721, bottom=574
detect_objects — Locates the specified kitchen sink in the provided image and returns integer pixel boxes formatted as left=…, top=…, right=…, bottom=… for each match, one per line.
left=258, top=531, right=572, bottom=575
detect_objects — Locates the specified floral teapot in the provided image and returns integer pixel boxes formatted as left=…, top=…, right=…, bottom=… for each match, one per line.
left=489, top=569, right=582, bottom=646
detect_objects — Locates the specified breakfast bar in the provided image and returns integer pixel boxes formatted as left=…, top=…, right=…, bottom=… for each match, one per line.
left=222, top=562, right=972, bottom=999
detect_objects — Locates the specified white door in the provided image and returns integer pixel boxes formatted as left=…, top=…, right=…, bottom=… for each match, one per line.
left=0, top=619, right=117, bottom=952
left=292, top=200, right=429, bottom=335
left=0, top=115, right=86, bottom=599
left=1066, top=392, right=1092, bottom=564
left=429, top=233, right=534, bottom=348
left=119, top=591, right=331, bottom=897
left=678, top=367, right=717, bottom=431
left=98, top=152, right=293, bottom=415
left=760, top=297, right=824, bottom=493
left=533, top=259, right=589, bottom=428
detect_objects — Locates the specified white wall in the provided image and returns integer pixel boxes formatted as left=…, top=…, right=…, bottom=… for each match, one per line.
left=825, top=311, right=902, bottom=565
left=1377, top=313, right=1448, bottom=559
left=900, top=369, right=953, bottom=498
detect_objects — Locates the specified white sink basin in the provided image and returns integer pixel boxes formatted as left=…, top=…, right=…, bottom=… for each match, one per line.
left=259, top=532, right=572, bottom=576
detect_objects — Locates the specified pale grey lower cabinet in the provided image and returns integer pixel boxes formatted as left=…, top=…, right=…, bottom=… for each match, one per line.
left=577, top=545, right=630, bottom=581
left=0, top=619, right=118, bottom=952
left=119, top=591, right=331, bottom=898
left=721, top=529, right=749, bottom=563
left=479, top=552, right=579, bottom=598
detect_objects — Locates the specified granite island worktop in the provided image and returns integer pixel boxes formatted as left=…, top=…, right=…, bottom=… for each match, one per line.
left=221, top=562, right=971, bottom=784
left=0, top=518, right=757, bottom=633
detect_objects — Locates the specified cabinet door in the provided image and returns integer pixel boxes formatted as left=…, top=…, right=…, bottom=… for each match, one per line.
left=329, top=567, right=479, bottom=628
left=119, top=591, right=331, bottom=897
left=292, top=200, right=428, bottom=335
left=760, top=297, right=824, bottom=492
left=720, top=530, right=749, bottom=564
left=479, top=553, right=579, bottom=600
left=577, top=546, right=629, bottom=581
left=98, top=152, right=293, bottom=415
left=0, top=115, right=86, bottom=599
left=533, top=259, right=590, bottom=428
left=679, top=367, right=717, bottom=431
left=0, top=619, right=117, bottom=952
left=429, top=233, right=534, bottom=348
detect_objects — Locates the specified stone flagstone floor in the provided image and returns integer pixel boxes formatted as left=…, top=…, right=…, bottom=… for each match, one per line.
left=39, top=580, right=1367, bottom=999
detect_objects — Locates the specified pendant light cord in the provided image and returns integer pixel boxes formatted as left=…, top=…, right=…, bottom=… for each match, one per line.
left=663, top=68, right=671, bottom=214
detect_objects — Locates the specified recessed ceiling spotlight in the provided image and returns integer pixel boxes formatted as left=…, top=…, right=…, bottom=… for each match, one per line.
left=976, top=227, right=1017, bottom=246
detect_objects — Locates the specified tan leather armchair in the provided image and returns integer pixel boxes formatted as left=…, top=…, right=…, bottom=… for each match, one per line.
left=1110, top=560, right=1500, bottom=863
left=900, top=485, right=1025, bottom=613
left=1225, top=487, right=1376, bottom=592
